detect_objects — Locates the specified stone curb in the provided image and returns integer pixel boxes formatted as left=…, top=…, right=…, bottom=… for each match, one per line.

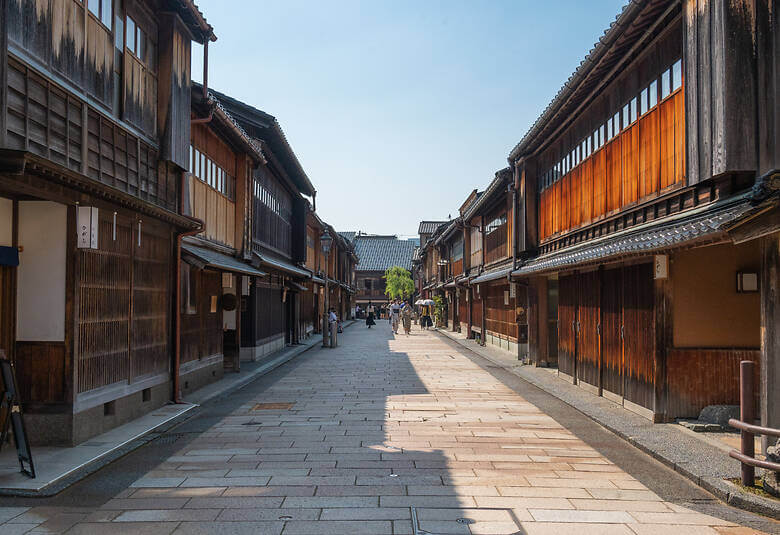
left=0, top=324, right=357, bottom=498
left=434, top=329, right=780, bottom=521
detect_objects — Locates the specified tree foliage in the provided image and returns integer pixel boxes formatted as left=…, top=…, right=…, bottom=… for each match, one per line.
left=383, top=266, right=414, bottom=299
left=433, top=295, right=447, bottom=327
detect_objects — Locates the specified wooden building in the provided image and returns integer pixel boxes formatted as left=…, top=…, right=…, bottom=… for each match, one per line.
left=207, top=90, right=318, bottom=361
left=413, top=0, right=779, bottom=436
left=351, top=234, right=417, bottom=309
left=508, top=0, right=779, bottom=425
left=177, top=87, right=267, bottom=394
left=0, top=0, right=214, bottom=444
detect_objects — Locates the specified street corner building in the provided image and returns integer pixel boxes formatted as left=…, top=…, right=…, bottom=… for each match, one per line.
left=416, top=0, right=780, bottom=441
left=346, top=232, right=418, bottom=308
left=0, top=0, right=354, bottom=446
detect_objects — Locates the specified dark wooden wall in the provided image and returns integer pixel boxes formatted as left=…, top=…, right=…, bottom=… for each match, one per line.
left=666, top=348, right=760, bottom=419
left=76, top=211, right=171, bottom=393
left=684, top=0, right=760, bottom=183
left=5, top=57, right=177, bottom=211
left=484, top=206, right=508, bottom=265
left=157, top=14, right=190, bottom=169
left=253, top=166, right=293, bottom=257
left=253, top=280, right=284, bottom=343
left=557, top=264, right=656, bottom=412
left=15, top=341, right=66, bottom=403
left=483, top=282, right=518, bottom=341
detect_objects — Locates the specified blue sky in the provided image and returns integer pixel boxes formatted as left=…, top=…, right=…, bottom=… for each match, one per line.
left=192, top=0, right=626, bottom=237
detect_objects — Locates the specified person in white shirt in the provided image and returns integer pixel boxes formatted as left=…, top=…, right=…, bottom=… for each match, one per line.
left=390, top=300, right=401, bottom=334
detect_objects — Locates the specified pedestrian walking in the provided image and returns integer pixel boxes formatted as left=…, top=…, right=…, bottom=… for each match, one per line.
left=366, top=302, right=376, bottom=328
left=390, top=299, right=401, bottom=334
left=401, top=301, right=412, bottom=335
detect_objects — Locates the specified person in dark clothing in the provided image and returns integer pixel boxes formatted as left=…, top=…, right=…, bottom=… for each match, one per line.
left=366, top=302, right=376, bottom=328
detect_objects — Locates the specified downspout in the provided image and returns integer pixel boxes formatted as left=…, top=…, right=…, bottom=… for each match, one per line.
left=512, top=165, right=520, bottom=270
left=174, top=173, right=204, bottom=403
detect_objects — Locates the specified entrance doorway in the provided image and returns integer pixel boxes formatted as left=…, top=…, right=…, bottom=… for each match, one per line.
left=558, top=263, right=655, bottom=413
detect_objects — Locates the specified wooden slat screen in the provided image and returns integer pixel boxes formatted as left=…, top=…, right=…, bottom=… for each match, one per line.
left=538, top=88, right=685, bottom=242
left=77, top=213, right=132, bottom=393
left=666, top=349, right=760, bottom=419
left=130, top=221, right=171, bottom=379
left=484, top=283, right=517, bottom=340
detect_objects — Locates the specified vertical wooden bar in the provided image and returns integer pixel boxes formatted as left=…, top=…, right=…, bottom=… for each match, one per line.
left=740, top=360, right=755, bottom=486
left=654, top=272, right=672, bottom=422
left=0, top=0, right=7, bottom=147
left=760, top=234, right=780, bottom=454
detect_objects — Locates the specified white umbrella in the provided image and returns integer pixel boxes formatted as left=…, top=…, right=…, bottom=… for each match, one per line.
left=421, top=299, right=435, bottom=306
left=414, top=299, right=424, bottom=305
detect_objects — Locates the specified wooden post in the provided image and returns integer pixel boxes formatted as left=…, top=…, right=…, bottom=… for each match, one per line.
left=740, top=360, right=756, bottom=486
left=467, top=287, right=473, bottom=339
left=480, top=286, right=486, bottom=346
left=653, top=273, right=672, bottom=422
left=0, top=0, right=7, bottom=147
left=760, top=234, right=780, bottom=454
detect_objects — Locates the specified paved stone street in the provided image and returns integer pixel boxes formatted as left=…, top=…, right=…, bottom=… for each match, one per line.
left=0, top=326, right=776, bottom=534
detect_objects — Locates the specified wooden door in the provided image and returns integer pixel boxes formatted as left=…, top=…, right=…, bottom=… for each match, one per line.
left=576, top=271, right=600, bottom=388
left=622, top=263, right=655, bottom=411
left=601, top=268, right=623, bottom=398
left=558, top=275, right=577, bottom=380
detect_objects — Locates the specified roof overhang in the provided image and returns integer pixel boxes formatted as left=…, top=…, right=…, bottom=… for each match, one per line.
left=512, top=193, right=766, bottom=277
left=182, top=243, right=267, bottom=276
left=471, top=266, right=513, bottom=285
left=0, top=150, right=200, bottom=230
left=253, top=251, right=311, bottom=279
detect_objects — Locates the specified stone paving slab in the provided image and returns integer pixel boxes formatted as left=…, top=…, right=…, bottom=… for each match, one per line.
left=0, top=326, right=775, bottom=534
left=436, top=328, right=780, bottom=522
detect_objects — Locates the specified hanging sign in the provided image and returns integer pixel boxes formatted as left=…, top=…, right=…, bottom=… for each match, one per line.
left=77, top=206, right=99, bottom=249
left=654, top=255, right=669, bottom=280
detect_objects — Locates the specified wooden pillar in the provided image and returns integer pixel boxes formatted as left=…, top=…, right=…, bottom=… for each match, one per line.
left=653, top=269, right=672, bottom=423
left=0, top=0, right=7, bottom=147
left=467, top=287, right=473, bottom=339
left=480, top=286, right=486, bottom=346
left=760, top=234, right=780, bottom=453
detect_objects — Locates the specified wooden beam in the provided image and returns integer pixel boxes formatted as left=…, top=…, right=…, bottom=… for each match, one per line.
left=760, top=232, right=780, bottom=454
left=653, top=269, right=672, bottom=421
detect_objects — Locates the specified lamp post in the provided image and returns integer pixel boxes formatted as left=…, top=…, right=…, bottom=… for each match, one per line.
left=320, top=229, right=333, bottom=348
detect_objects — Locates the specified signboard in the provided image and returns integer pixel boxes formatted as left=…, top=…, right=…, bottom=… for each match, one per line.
left=77, top=206, right=99, bottom=249
left=504, top=290, right=510, bottom=306
left=654, top=255, right=669, bottom=280
left=510, top=282, right=516, bottom=298
left=0, top=353, right=36, bottom=478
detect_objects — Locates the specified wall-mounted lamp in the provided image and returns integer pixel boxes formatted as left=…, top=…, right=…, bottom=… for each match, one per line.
left=736, top=271, right=759, bottom=293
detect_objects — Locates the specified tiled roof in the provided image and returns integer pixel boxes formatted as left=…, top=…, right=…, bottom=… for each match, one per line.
left=418, top=221, right=449, bottom=235
left=514, top=194, right=758, bottom=276
left=509, top=0, right=671, bottom=160
left=353, top=236, right=417, bottom=272
left=339, top=231, right=357, bottom=243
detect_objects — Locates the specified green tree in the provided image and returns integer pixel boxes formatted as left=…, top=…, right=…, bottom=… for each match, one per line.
left=383, top=266, right=414, bottom=300
left=433, top=295, right=447, bottom=327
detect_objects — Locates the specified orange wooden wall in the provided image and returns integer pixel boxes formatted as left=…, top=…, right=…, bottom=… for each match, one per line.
left=539, top=88, right=685, bottom=242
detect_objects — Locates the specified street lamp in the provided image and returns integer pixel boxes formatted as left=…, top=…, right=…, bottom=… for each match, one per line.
left=320, top=229, right=333, bottom=348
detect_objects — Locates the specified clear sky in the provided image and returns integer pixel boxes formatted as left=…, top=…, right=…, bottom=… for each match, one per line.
left=192, top=0, right=626, bottom=237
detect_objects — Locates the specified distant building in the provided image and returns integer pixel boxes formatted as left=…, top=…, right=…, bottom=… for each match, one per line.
left=344, top=234, right=417, bottom=306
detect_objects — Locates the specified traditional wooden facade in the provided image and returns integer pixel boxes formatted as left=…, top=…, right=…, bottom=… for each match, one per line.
left=206, top=90, right=318, bottom=361
left=177, top=87, right=267, bottom=394
left=416, top=0, right=779, bottom=435
left=508, top=0, right=779, bottom=425
left=351, top=234, right=417, bottom=309
left=0, top=0, right=214, bottom=445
